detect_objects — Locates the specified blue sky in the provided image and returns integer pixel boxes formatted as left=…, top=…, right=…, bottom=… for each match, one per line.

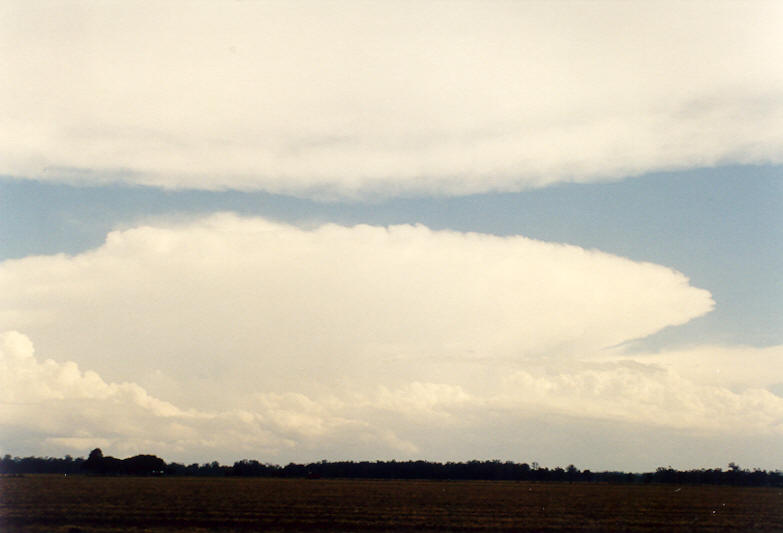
left=1, top=1, right=782, bottom=470
left=4, top=166, right=780, bottom=349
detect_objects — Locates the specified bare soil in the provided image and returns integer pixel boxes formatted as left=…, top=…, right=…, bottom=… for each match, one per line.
left=2, top=475, right=782, bottom=531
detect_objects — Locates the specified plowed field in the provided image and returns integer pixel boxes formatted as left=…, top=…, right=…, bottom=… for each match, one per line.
left=2, top=475, right=782, bottom=531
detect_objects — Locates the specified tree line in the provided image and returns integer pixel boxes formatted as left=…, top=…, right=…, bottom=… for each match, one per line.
left=1, top=451, right=781, bottom=486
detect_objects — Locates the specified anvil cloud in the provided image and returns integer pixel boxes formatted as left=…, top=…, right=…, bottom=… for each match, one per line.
left=0, top=215, right=714, bottom=401
left=0, top=215, right=746, bottom=466
left=2, top=1, right=782, bottom=197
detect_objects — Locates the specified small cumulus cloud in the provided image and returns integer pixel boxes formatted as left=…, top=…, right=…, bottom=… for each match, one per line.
left=1, top=2, right=782, bottom=197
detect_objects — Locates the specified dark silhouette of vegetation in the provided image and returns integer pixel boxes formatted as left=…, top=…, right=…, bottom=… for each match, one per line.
left=2, top=452, right=782, bottom=486
left=0, top=454, right=84, bottom=474
left=80, top=448, right=165, bottom=475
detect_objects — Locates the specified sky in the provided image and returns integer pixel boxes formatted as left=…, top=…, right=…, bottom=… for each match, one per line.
left=1, top=1, right=782, bottom=471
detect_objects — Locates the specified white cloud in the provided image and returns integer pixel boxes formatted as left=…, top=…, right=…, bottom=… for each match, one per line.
left=0, top=214, right=714, bottom=407
left=2, top=1, right=782, bottom=197
left=0, top=330, right=418, bottom=461
left=12, top=215, right=780, bottom=466
left=4, top=330, right=783, bottom=469
left=494, top=362, right=783, bottom=434
left=606, top=345, right=783, bottom=391
left=0, top=331, right=178, bottom=415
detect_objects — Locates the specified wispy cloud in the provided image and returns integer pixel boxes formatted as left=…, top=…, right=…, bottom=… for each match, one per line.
left=2, top=1, right=781, bottom=197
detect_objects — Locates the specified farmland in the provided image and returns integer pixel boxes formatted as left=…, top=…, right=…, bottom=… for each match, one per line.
left=2, top=475, right=783, bottom=531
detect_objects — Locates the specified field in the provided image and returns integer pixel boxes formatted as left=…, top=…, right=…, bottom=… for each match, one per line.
left=2, top=476, right=783, bottom=531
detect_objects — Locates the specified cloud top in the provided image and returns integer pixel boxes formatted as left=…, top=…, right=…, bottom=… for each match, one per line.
left=0, top=214, right=714, bottom=400
left=2, top=1, right=782, bottom=197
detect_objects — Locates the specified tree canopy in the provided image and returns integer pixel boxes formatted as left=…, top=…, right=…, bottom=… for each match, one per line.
left=2, top=453, right=781, bottom=486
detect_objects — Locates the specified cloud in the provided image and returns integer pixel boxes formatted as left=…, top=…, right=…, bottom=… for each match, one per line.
left=10, top=215, right=775, bottom=466
left=6, top=216, right=779, bottom=467
left=607, top=345, right=783, bottom=391
left=0, top=330, right=417, bottom=461
left=4, top=330, right=783, bottom=469
left=0, top=214, right=713, bottom=406
left=2, top=1, right=782, bottom=197
left=494, top=362, right=783, bottom=434
left=0, top=331, right=179, bottom=415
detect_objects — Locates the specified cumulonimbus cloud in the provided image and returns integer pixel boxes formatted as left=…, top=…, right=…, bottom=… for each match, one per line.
left=19, top=216, right=783, bottom=465
left=0, top=214, right=714, bottom=403
left=2, top=1, right=782, bottom=197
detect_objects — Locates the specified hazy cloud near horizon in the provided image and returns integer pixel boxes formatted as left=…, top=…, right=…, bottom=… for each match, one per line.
left=2, top=1, right=782, bottom=197
left=3, top=328, right=783, bottom=469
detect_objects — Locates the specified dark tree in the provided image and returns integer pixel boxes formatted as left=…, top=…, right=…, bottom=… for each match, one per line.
left=82, top=448, right=105, bottom=474
left=4, top=449, right=783, bottom=486
left=122, top=454, right=166, bottom=475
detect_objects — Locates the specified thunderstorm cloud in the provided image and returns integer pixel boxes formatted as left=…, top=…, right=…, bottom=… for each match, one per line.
left=6, top=216, right=778, bottom=467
